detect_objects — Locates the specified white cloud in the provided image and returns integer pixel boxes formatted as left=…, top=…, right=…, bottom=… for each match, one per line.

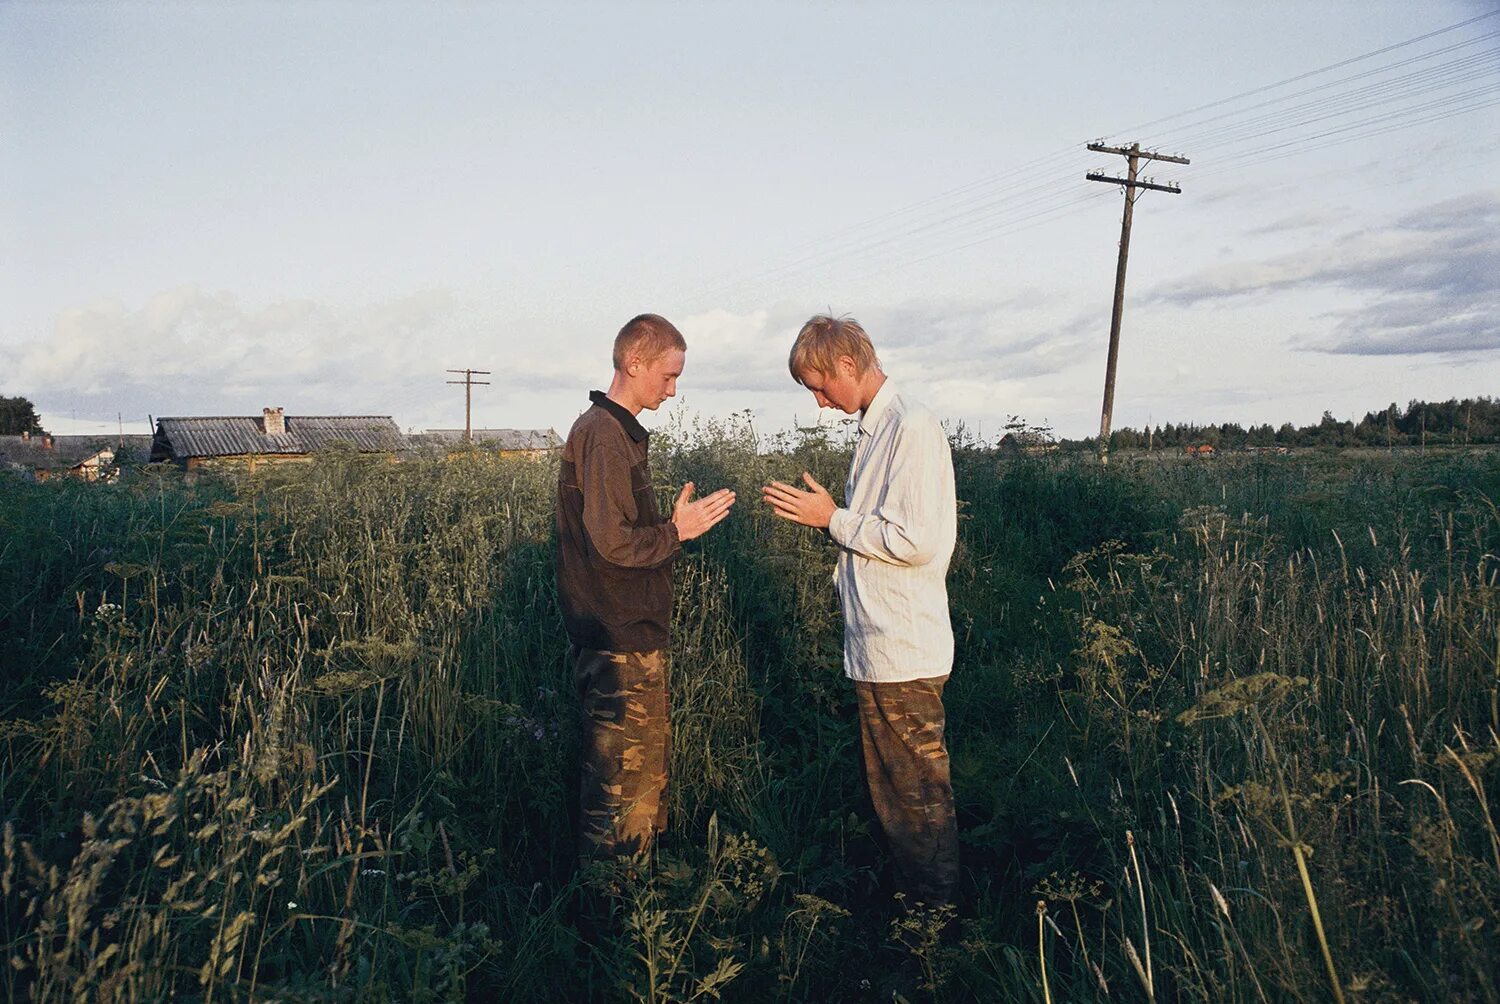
left=1149, top=189, right=1500, bottom=357
left=1, top=285, right=613, bottom=428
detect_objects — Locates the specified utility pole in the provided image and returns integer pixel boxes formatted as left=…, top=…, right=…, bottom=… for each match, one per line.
left=445, top=368, right=491, bottom=443
left=1086, top=141, right=1189, bottom=464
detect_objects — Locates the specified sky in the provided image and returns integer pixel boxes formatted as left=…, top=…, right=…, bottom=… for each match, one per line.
left=2, top=1, right=1497, bottom=441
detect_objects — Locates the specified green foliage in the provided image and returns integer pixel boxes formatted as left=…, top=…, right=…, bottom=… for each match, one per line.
left=0, top=395, right=42, bottom=436
left=1097, top=395, right=1500, bottom=450
left=2, top=435, right=1498, bottom=1001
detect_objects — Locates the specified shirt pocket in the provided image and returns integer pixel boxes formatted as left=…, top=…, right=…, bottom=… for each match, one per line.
left=629, top=458, right=660, bottom=525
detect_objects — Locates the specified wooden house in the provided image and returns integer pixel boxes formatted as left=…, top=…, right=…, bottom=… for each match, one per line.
left=0, top=432, right=153, bottom=482
left=150, top=408, right=407, bottom=472
left=412, top=428, right=562, bottom=458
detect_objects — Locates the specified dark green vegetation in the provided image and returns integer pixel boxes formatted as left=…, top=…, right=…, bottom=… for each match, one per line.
left=2, top=423, right=1497, bottom=1002
left=0, top=396, right=43, bottom=436
left=1093, top=395, right=1500, bottom=451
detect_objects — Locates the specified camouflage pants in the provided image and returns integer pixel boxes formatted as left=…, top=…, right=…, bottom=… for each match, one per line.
left=572, top=646, right=670, bottom=861
left=853, top=676, right=958, bottom=905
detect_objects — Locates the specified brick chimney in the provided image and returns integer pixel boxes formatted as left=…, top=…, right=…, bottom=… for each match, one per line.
left=262, top=407, right=285, bottom=436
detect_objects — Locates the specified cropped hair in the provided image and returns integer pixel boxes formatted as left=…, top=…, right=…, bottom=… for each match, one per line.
left=788, top=314, right=880, bottom=385
left=613, top=313, right=687, bottom=371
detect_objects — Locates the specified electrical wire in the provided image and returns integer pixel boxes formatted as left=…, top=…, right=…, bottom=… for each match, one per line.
left=676, top=12, right=1500, bottom=311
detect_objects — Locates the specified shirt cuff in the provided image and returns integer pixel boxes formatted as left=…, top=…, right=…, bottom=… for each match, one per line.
left=827, top=508, right=853, bottom=546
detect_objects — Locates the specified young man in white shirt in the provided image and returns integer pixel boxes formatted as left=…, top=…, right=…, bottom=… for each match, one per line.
left=762, top=314, right=959, bottom=906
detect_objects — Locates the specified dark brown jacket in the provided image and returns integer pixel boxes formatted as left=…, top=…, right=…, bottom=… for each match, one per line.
left=556, top=391, right=680, bottom=652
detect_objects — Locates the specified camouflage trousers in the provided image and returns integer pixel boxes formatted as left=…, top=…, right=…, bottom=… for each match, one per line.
left=572, top=646, right=670, bottom=861
left=853, top=675, right=959, bottom=906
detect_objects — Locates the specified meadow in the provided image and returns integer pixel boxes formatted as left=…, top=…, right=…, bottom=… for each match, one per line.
left=1, top=421, right=1497, bottom=1002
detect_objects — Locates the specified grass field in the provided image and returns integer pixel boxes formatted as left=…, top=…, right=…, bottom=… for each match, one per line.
left=2, top=424, right=1498, bottom=1002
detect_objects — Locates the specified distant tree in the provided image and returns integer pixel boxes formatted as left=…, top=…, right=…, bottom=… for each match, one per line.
left=1085, top=395, right=1500, bottom=453
left=1247, top=423, right=1275, bottom=446
left=0, top=396, right=43, bottom=435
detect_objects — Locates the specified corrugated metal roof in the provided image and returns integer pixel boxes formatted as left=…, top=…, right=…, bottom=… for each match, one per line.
left=419, top=428, right=562, bottom=450
left=0, top=435, right=145, bottom=469
left=153, top=416, right=407, bottom=459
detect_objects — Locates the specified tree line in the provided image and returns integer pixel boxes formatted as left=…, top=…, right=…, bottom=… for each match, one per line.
left=1072, top=397, right=1500, bottom=451
left=6, top=393, right=1497, bottom=452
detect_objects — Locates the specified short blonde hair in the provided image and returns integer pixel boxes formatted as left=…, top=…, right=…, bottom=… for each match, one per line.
left=788, top=314, right=880, bottom=386
left=614, top=313, right=687, bottom=371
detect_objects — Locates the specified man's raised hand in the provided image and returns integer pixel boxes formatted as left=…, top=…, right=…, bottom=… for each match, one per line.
left=761, top=472, right=837, bottom=529
left=672, top=481, right=737, bottom=541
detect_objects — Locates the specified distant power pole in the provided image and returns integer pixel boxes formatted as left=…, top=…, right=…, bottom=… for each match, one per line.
left=1086, top=141, right=1189, bottom=464
left=445, top=368, right=492, bottom=442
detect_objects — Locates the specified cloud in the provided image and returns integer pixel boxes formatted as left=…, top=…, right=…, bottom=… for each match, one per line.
left=1151, top=189, right=1500, bottom=356
left=679, top=290, right=1090, bottom=398
left=676, top=306, right=803, bottom=393
left=1245, top=207, right=1349, bottom=236
left=0, top=285, right=613, bottom=426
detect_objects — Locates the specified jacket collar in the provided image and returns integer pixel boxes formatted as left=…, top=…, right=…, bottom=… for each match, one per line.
left=858, top=379, right=897, bottom=436
left=589, top=390, right=649, bottom=443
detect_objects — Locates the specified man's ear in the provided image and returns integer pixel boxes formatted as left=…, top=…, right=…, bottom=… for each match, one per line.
left=838, top=355, right=858, bottom=378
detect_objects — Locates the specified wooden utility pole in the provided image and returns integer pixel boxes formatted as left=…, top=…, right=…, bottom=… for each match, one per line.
left=1086, top=142, right=1189, bottom=463
left=446, top=368, right=491, bottom=442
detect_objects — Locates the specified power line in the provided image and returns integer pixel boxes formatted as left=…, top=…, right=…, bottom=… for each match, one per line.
left=680, top=147, right=1086, bottom=307
left=1139, top=30, right=1500, bottom=144
left=686, top=169, right=1098, bottom=308
left=1104, top=8, right=1499, bottom=136
left=1173, top=52, right=1500, bottom=153
left=676, top=12, right=1498, bottom=311
left=1184, top=84, right=1500, bottom=182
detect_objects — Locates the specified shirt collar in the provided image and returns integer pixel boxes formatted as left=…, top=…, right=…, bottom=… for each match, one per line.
left=858, top=379, right=896, bottom=436
left=589, top=390, right=649, bottom=443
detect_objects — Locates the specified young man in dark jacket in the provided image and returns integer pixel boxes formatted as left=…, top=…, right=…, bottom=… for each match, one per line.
left=556, top=313, right=735, bottom=860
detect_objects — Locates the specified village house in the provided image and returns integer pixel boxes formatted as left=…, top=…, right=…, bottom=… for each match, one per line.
left=411, top=428, right=562, bottom=458
left=0, top=431, right=153, bottom=482
left=150, top=408, right=408, bottom=471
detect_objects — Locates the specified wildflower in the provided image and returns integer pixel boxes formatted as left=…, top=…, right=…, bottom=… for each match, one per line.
left=287, top=901, right=299, bottom=910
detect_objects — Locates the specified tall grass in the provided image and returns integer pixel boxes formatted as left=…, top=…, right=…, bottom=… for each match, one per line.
left=2, top=433, right=1497, bottom=1001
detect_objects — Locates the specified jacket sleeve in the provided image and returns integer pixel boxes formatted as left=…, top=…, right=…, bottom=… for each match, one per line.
left=580, top=434, right=680, bottom=569
left=827, top=417, right=950, bottom=567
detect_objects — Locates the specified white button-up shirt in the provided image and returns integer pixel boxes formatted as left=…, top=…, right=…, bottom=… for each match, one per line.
left=827, top=380, right=957, bottom=683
